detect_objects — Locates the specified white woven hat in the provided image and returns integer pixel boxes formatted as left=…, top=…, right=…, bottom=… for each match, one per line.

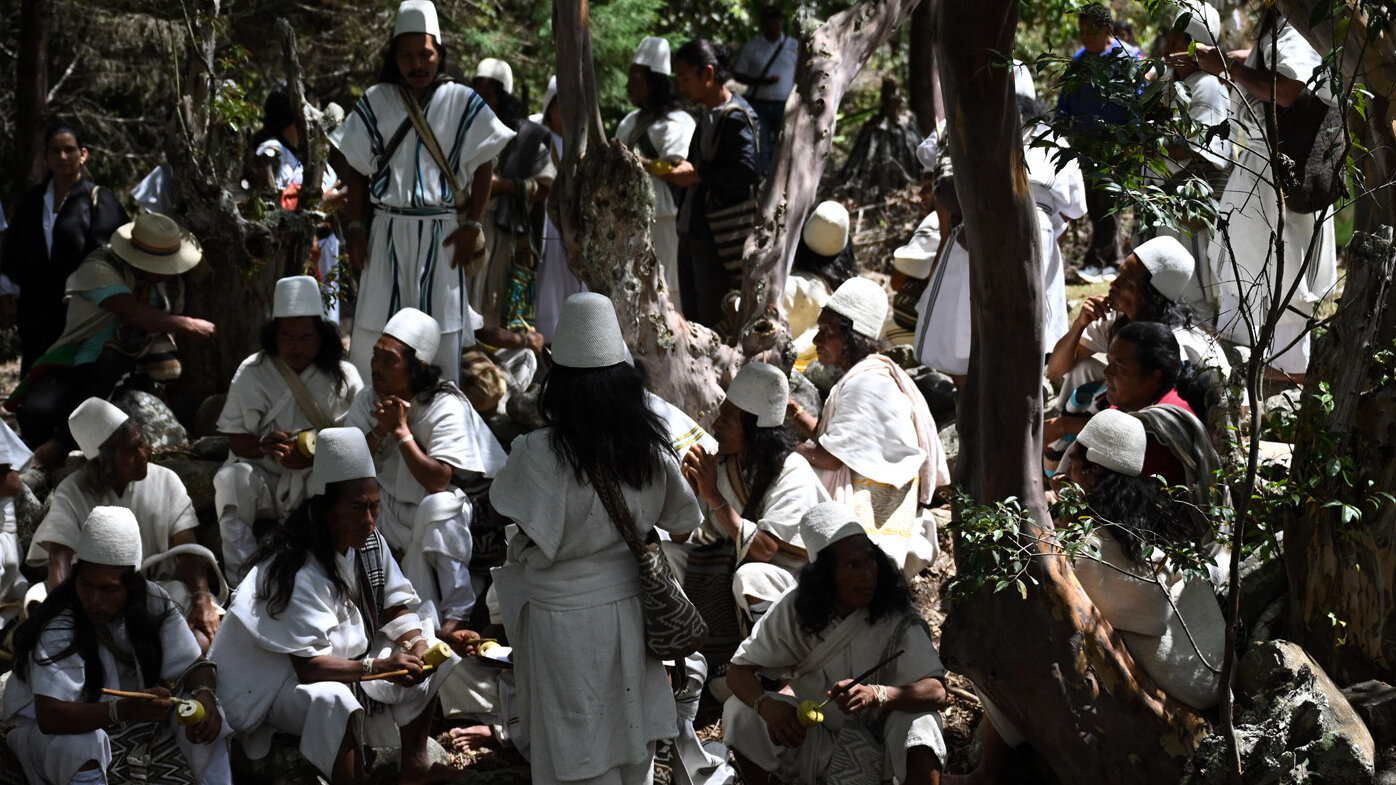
left=383, top=308, right=442, bottom=365
left=551, top=293, right=628, bottom=368
left=1077, top=409, right=1147, bottom=477
left=69, top=398, right=131, bottom=460
left=800, top=502, right=866, bottom=561
left=1173, top=1, right=1221, bottom=46
left=475, top=58, right=514, bottom=95
left=916, top=131, right=939, bottom=172
left=540, top=75, right=558, bottom=116
left=1133, top=236, right=1194, bottom=302
left=1014, top=60, right=1037, bottom=99
left=109, top=212, right=202, bottom=276
left=826, top=277, right=887, bottom=340
left=273, top=275, right=323, bottom=319
left=893, top=213, right=941, bottom=279
left=76, top=506, right=143, bottom=569
left=634, top=36, right=672, bottom=76
left=309, top=427, right=377, bottom=496
left=802, top=201, right=850, bottom=257
left=394, top=0, right=440, bottom=40
left=726, top=362, right=789, bottom=428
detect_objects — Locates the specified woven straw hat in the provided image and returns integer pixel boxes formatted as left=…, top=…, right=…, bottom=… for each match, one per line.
left=109, top=212, right=202, bottom=275
left=1133, top=236, right=1194, bottom=302
left=893, top=213, right=941, bottom=279
left=633, top=37, right=672, bottom=76
left=551, top=293, right=628, bottom=368
left=475, top=58, right=514, bottom=95
left=394, top=0, right=440, bottom=40
left=802, top=201, right=850, bottom=257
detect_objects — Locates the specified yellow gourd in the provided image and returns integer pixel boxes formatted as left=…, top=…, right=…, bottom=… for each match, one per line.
left=175, top=698, right=206, bottom=726
left=797, top=699, right=825, bottom=727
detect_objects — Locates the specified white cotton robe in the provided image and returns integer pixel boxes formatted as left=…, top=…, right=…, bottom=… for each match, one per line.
left=2, top=584, right=232, bottom=785
left=490, top=429, right=702, bottom=785
left=345, top=386, right=506, bottom=624
left=210, top=534, right=460, bottom=777
left=0, top=420, right=33, bottom=626
left=214, top=353, right=362, bottom=583
left=722, top=591, right=947, bottom=785
left=617, top=109, right=698, bottom=297
left=913, top=228, right=972, bottom=376
left=1024, top=126, right=1088, bottom=351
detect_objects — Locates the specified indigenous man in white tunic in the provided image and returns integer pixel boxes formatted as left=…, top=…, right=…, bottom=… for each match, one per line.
left=27, top=398, right=224, bottom=651
left=723, top=502, right=948, bottom=785
left=333, top=0, right=515, bottom=385
left=0, top=419, right=33, bottom=629
left=345, top=308, right=505, bottom=634
left=209, top=428, right=465, bottom=785
left=4, top=507, right=231, bottom=785
left=213, top=276, right=363, bottom=585
left=789, top=279, right=950, bottom=578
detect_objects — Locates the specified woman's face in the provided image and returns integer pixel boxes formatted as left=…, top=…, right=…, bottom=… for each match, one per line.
left=1109, top=254, right=1149, bottom=320
left=44, top=132, right=87, bottom=180
left=276, top=317, right=322, bottom=373
left=326, top=477, right=380, bottom=553
left=711, top=400, right=745, bottom=457
left=109, top=424, right=150, bottom=488
left=830, top=535, right=880, bottom=614
left=626, top=64, right=653, bottom=108
left=1104, top=337, right=1163, bottom=411
left=813, top=310, right=847, bottom=369
left=370, top=335, right=415, bottom=398
left=673, top=59, right=711, bottom=104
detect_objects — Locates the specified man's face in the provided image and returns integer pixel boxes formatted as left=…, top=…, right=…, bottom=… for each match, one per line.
left=327, top=478, right=380, bottom=553
left=109, top=424, right=150, bottom=487
left=395, top=34, right=440, bottom=92
left=1079, top=18, right=1113, bottom=54
left=76, top=564, right=129, bottom=626
left=626, top=64, right=653, bottom=108
left=472, top=77, right=499, bottom=111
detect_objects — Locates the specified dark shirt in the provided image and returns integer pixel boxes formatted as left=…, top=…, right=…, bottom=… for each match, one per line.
left=688, top=94, right=760, bottom=211
left=1055, top=44, right=1140, bottom=131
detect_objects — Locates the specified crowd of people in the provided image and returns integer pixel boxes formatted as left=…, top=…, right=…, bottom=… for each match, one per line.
left=0, top=0, right=1343, bottom=783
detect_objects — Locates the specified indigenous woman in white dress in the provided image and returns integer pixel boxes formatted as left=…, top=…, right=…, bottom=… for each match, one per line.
left=214, top=276, right=362, bottom=585
left=345, top=308, right=506, bottom=634
left=490, top=293, right=702, bottom=785
left=723, top=502, right=947, bottom=785
left=210, top=428, right=464, bottom=785
left=4, top=507, right=230, bottom=785
left=789, top=279, right=949, bottom=577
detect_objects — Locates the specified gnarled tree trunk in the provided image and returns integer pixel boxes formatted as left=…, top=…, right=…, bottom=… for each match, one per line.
left=13, top=0, right=51, bottom=194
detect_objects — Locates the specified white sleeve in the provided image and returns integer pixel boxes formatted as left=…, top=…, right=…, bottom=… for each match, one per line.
left=28, top=619, right=88, bottom=702
left=652, top=112, right=697, bottom=160
left=330, top=95, right=381, bottom=177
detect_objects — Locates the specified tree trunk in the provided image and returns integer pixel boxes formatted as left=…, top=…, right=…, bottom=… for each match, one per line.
left=733, top=0, right=922, bottom=359
left=13, top=0, right=51, bottom=194
left=907, top=0, right=939, bottom=135
left=935, top=0, right=1206, bottom=781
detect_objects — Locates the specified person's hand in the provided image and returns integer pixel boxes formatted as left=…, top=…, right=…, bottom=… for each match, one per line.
left=831, top=680, right=881, bottom=714
left=261, top=431, right=294, bottom=462
left=181, top=317, right=217, bottom=339
left=0, top=294, right=16, bottom=330
left=324, top=181, right=350, bottom=211
left=443, top=225, right=482, bottom=270
left=347, top=225, right=368, bottom=271
left=681, top=445, right=723, bottom=507
left=372, top=395, right=412, bottom=439
left=278, top=445, right=312, bottom=471
left=119, top=687, right=175, bottom=724
left=378, top=651, right=426, bottom=687
left=523, top=329, right=545, bottom=355
left=185, top=693, right=223, bottom=744
left=188, top=595, right=221, bottom=644
left=444, top=627, right=484, bottom=657
left=758, top=699, right=806, bottom=748
left=1171, top=44, right=1227, bottom=77
left=1073, top=295, right=1111, bottom=329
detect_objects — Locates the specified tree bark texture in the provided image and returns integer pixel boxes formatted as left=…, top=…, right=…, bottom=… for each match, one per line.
left=1285, top=228, right=1396, bottom=683
left=907, top=0, right=940, bottom=135
left=13, top=0, right=51, bottom=194
left=935, top=0, right=1206, bottom=781
left=734, top=0, right=922, bottom=359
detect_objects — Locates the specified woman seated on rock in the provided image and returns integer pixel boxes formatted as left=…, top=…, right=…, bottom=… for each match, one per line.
left=345, top=308, right=506, bottom=635
left=26, top=398, right=224, bottom=650
left=787, top=277, right=949, bottom=577
left=723, top=501, right=948, bottom=785
left=214, top=275, right=363, bottom=585
left=3, top=506, right=230, bottom=785
left=209, top=428, right=466, bottom=785
left=676, top=361, right=830, bottom=626
left=1044, top=236, right=1229, bottom=452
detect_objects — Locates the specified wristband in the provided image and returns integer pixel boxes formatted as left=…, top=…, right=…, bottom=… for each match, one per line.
left=191, top=685, right=221, bottom=707
left=362, top=657, right=375, bottom=676
left=459, top=219, right=484, bottom=231
left=397, top=433, right=415, bottom=448
left=872, top=684, right=891, bottom=706
left=400, top=635, right=428, bottom=652
left=753, top=692, right=771, bottom=714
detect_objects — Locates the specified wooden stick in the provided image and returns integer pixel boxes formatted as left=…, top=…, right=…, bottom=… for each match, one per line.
left=816, top=649, right=906, bottom=709
left=360, top=664, right=439, bottom=682
left=101, top=688, right=163, bottom=700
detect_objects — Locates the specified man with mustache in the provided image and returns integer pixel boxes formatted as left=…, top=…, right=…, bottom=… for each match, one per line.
left=331, top=0, right=515, bottom=388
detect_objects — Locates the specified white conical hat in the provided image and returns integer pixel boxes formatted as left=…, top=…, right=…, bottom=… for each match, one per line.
left=726, top=362, right=789, bottom=428
left=76, top=506, right=142, bottom=569
left=273, top=275, right=324, bottom=319
left=1134, top=236, right=1194, bottom=302
left=893, top=213, right=941, bottom=279
left=475, top=58, right=514, bottom=95
left=394, top=0, right=441, bottom=40
left=551, top=293, right=628, bottom=368
left=826, top=277, right=887, bottom=340
left=1077, top=409, right=1147, bottom=478
left=69, top=398, right=131, bottom=459
left=916, top=131, right=939, bottom=172
left=309, top=427, right=377, bottom=496
left=1014, top=60, right=1037, bottom=99
left=802, top=201, right=850, bottom=257
left=383, top=308, right=442, bottom=365
left=634, top=36, right=672, bottom=76
left=800, top=501, right=866, bottom=561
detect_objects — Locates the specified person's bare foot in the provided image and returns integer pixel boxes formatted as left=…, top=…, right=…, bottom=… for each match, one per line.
left=446, top=724, right=496, bottom=752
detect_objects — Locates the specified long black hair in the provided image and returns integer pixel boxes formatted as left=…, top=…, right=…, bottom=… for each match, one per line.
left=399, top=344, right=466, bottom=405
left=1114, top=320, right=1182, bottom=401
left=792, top=240, right=857, bottom=293
left=250, top=82, right=298, bottom=155
left=1108, top=270, right=1198, bottom=341
left=259, top=316, right=350, bottom=392
left=794, top=535, right=912, bottom=634
left=674, top=39, right=734, bottom=83
left=482, top=83, right=527, bottom=131
left=737, top=410, right=796, bottom=520
left=377, top=34, right=450, bottom=86
left=638, top=68, right=684, bottom=120
left=12, top=563, right=172, bottom=702
left=250, top=482, right=354, bottom=618
left=1079, top=447, right=1199, bottom=563
left=540, top=361, right=673, bottom=488
left=44, top=121, right=86, bottom=150
left=828, top=311, right=883, bottom=368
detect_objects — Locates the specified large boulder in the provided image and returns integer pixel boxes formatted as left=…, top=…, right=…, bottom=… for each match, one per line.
left=938, top=421, right=959, bottom=480
left=1344, top=680, right=1396, bottom=747
left=113, top=389, right=189, bottom=452
left=153, top=454, right=222, bottom=517
left=1185, top=640, right=1376, bottom=784
left=788, top=369, right=823, bottom=423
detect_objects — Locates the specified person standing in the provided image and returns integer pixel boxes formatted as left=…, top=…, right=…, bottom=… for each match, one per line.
left=732, top=5, right=798, bottom=174
left=331, top=0, right=515, bottom=385
left=2, top=123, right=127, bottom=375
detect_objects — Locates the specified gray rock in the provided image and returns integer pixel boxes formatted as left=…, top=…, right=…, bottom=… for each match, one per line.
left=938, top=421, right=959, bottom=480
left=153, top=454, right=222, bottom=516
left=14, top=476, right=47, bottom=560
left=787, top=369, right=823, bottom=422
left=505, top=387, right=546, bottom=430
left=485, top=409, right=532, bottom=449
left=194, top=394, right=227, bottom=439
left=113, top=389, right=189, bottom=451
left=190, top=436, right=230, bottom=462
left=1186, top=640, right=1375, bottom=784
left=799, top=360, right=844, bottom=396
left=1344, top=680, right=1396, bottom=746
left=1237, top=552, right=1287, bottom=645
left=367, top=737, right=451, bottom=779
left=229, top=734, right=325, bottom=785
left=915, top=370, right=957, bottom=425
